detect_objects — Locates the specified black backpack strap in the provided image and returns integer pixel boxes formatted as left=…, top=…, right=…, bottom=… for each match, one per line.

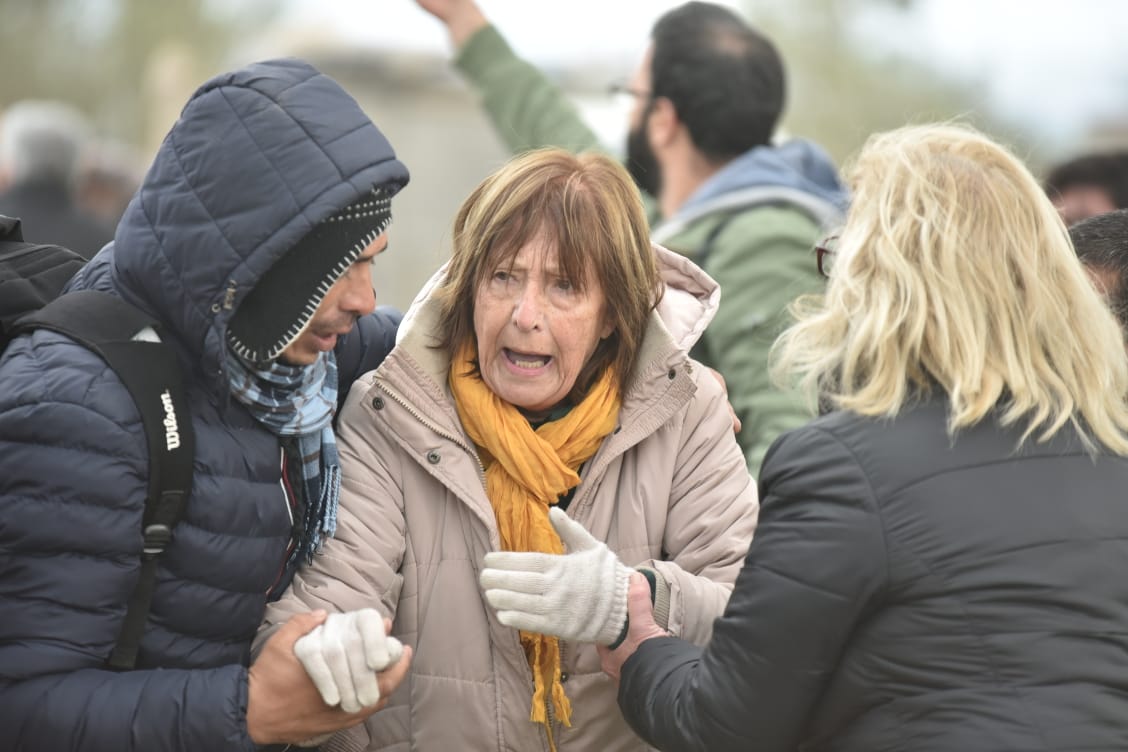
left=13, top=290, right=195, bottom=670
left=0, top=214, right=24, bottom=240
left=0, top=237, right=88, bottom=338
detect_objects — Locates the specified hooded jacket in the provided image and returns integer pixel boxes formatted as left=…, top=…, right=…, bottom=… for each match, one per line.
left=452, top=24, right=848, bottom=471
left=652, top=139, right=846, bottom=241
left=0, top=58, right=407, bottom=752
left=258, top=245, right=760, bottom=752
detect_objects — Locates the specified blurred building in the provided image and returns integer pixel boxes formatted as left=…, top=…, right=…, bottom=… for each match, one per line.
left=280, top=43, right=626, bottom=312
left=316, top=50, right=515, bottom=312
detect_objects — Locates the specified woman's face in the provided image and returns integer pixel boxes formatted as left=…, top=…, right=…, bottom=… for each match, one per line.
left=474, top=235, right=613, bottom=416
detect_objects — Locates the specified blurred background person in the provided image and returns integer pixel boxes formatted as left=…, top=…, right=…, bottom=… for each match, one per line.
left=1043, top=150, right=1128, bottom=226
left=76, top=138, right=143, bottom=230
left=1070, top=208, right=1128, bottom=336
left=0, top=99, right=115, bottom=258
left=259, top=148, right=759, bottom=752
left=599, top=122, right=1128, bottom=752
left=414, top=0, right=847, bottom=471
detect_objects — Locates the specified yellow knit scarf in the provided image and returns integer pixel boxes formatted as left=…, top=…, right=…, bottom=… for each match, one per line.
left=450, top=342, right=620, bottom=747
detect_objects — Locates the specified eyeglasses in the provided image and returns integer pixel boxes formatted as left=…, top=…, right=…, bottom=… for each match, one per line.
left=815, top=235, right=838, bottom=278
left=607, top=81, right=651, bottom=103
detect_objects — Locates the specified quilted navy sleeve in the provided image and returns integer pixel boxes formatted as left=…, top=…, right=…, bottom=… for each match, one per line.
left=0, top=331, right=254, bottom=752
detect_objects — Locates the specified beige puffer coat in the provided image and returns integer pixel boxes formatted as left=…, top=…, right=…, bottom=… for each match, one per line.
left=259, top=246, right=760, bottom=752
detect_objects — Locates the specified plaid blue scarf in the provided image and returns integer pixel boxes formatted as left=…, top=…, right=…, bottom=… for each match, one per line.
left=226, top=349, right=340, bottom=564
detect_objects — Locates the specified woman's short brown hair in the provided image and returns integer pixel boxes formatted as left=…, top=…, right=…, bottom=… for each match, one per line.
left=436, top=148, right=662, bottom=399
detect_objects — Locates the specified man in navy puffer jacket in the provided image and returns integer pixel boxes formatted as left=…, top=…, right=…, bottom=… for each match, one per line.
left=0, top=58, right=412, bottom=750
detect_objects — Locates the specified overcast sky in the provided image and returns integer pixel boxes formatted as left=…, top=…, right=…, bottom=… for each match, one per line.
left=855, top=0, right=1128, bottom=144
left=279, top=0, right=704, bottom=64
left=278, top=0, right=1128, bottom=148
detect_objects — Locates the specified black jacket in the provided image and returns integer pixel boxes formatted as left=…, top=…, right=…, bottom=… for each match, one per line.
left=619, top=398, right=1128, bottom=751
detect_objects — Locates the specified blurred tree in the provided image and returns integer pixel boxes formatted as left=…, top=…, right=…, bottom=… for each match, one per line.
left=743, top=0, right=1029, bottom=167
left=0, top=0, right=283, bottom=145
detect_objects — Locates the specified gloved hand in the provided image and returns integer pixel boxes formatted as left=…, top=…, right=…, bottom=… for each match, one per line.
left=292, top=608, right=404, bottom=714
left=480, top=507, right=632, bottom=645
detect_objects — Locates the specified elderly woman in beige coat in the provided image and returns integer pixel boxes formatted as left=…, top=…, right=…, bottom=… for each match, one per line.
left=258, top=148, right=759, bottom=752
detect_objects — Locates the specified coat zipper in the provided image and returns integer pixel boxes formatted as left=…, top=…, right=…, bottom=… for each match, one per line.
left=381, top=380, right=558, bottom=751
left=377, top=382, right=487, bottom=486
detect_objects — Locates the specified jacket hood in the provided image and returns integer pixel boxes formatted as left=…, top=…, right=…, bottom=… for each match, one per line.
left=651, top=243, right=719, bottom=353
left=69, top=58, right=409, bottom=391
left=684, top=138, right=847, bottom=211
left=652, top=139, right=847, bottom=245
left=396, top=242, right=719, bottom=384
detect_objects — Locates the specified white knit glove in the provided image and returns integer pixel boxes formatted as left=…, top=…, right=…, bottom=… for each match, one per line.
left=292, top=608, right=404, bottom=713
left=480, top=507, right=632, bottom=645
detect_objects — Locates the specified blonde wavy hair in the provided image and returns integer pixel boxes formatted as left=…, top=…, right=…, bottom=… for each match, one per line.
left=772, top=122, right=1128, bottom=454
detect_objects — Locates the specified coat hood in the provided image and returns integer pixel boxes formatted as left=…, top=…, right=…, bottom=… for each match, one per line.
left=651, top=242, right=720, bottom=354
left=68, top=58, right=409, bottom=391
left=653, top=138, right=847, bottom=245
left=684, top=138, right=847, bottom=211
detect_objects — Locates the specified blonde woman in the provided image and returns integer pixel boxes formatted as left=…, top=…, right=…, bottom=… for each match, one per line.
left=599, top=123, right=1128, bottom=752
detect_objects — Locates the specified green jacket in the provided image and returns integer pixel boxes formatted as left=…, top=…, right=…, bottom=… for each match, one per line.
left=456, top=25, right=846, bottom=471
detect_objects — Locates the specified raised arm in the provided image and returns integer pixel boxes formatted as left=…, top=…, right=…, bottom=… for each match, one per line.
left=416, top=0, right=601, bottom=155
left=416, top=0, right=489, bottom=48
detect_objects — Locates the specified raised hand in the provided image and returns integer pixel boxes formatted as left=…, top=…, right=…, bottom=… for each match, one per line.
left=413, top=0, right=488, bottom=48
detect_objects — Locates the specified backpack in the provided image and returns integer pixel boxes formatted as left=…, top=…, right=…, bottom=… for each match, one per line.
left=0, top=215, right=195, bottom=671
